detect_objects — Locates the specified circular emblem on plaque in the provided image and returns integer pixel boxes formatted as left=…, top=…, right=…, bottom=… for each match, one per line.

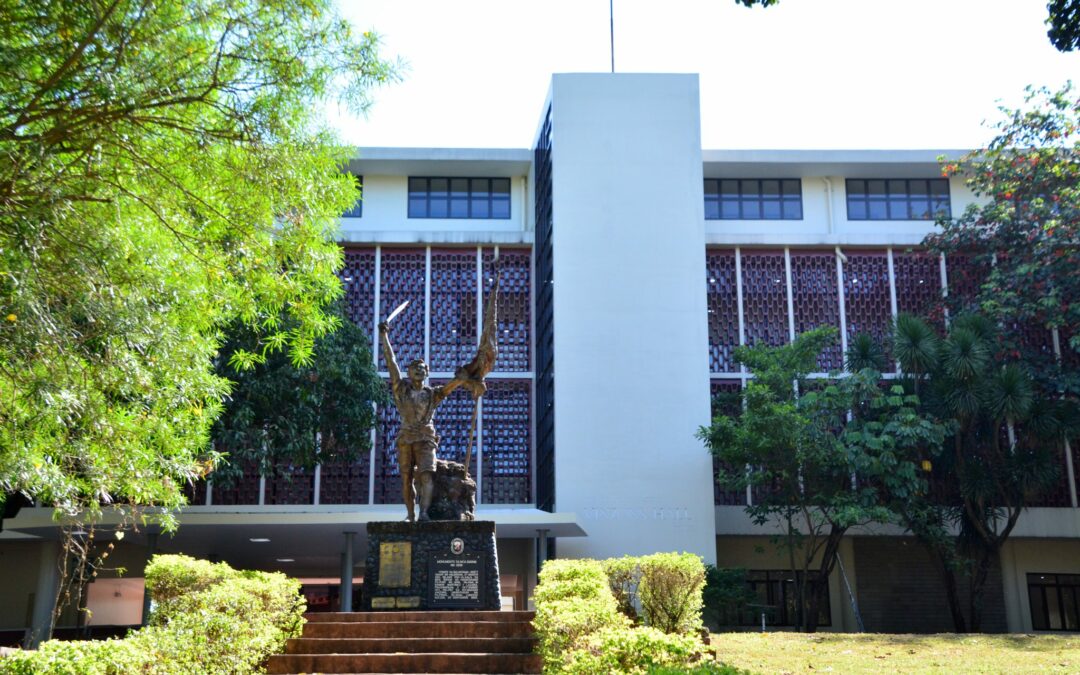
left=450, top=537, right=465, bottom=555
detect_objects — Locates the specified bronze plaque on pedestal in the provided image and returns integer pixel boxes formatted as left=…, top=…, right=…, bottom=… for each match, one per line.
left=378, top=541, right=411, bottom=588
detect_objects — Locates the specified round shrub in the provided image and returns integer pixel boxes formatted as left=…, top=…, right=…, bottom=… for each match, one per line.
left=0, top=554, right=305, bottom=675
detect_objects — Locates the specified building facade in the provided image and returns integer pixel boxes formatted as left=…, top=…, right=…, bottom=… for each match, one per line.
left=2, top=73, right=1079, bottom=641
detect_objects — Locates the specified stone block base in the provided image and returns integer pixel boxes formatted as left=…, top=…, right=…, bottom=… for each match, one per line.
left=363, top=520, right=500, bottom=611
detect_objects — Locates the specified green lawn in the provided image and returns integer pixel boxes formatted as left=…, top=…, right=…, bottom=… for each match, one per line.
left=711, top=632, right=1080, bottom=674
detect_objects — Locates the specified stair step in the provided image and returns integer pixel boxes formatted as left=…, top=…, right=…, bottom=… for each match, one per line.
left=302, top=620, right=534, bottom=639
left=286, top=636, right=537, bottom=654
left=305, top=610, right=534, bottom=623
left=267, top=652, right=543, bottom=674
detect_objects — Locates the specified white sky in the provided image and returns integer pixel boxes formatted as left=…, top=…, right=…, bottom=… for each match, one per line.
left=330, top=0, right=1079, bottom=150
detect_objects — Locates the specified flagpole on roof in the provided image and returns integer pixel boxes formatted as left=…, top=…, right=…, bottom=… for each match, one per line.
left=610, top=0, right=615, bottom=73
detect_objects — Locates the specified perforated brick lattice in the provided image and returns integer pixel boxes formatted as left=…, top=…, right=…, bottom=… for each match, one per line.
left=484, top=248, right=531, bottom=372
left=429, top=249, right=478, bottom=372
left=790, top=251, right=842, bottom=371
left=843, top=251, right=893, bottom=370
left=341, top=248, right=377, bottom=336
left=379, top=250, right=426, bottom=370
left=373, top=381, right=402, bottom=505
left=1014, top=321, right=1056, bottom=361
left=1061, top=326, right=1080, bottom=370
left=265, top=465, right=315, bottom=505
left=1027, top=444, right=1074, bottom=508
left=482, top=380, right=532, bottom=504
left=711, top=379, right=746, bottom=506
left=211, top=461, right=261, bottom=505
left=319, top=456, right=370, bottom=505
left=944, top=254, right=990, bottom=315
left=892, top=251, right=943, bottom=325
left=706, top=250, right=739, bottom=373
left=740, top=251, right=789, bottom=348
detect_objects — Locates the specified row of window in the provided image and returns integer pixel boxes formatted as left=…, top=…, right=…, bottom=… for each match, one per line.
left=705, top=178, right=952, bottom=221
left=344, top=176, right=951, bottom=222
left=342, top=176, right=513, bottom=220
left=714, top=570, right=1077, bottom=631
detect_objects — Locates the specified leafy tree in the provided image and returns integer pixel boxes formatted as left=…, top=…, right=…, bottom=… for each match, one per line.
left=873, top=313, right=1079, bottom=631
left=211, top=303, right=387, bottom=483
left=0, top=0, right=398, bottom=634
left=736, top=1, right=1080, bottom=53
left=1048, top=0, right=1080, bottom=52
left=699, top=327, right=949, bottom=632
left=932, top=83, right=1080, bottom=393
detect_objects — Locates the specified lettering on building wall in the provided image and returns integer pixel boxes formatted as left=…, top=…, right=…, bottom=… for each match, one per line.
left=581, top=506, right=692, bottom=522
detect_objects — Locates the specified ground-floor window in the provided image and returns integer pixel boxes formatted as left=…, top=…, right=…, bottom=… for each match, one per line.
left=716, top=570, right=831, bottom=628
left=1028, top=573, right=1080, bottom=631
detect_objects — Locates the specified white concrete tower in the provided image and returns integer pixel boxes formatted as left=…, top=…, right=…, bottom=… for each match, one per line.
left=546, top=73, right=716, bottom=562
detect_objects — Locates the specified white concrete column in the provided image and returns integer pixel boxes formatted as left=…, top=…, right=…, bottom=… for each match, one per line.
left=547, top=74, right=715, bottom=562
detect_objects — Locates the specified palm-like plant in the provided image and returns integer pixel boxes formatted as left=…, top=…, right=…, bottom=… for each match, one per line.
left=887, top=312, right=1069, bottom=632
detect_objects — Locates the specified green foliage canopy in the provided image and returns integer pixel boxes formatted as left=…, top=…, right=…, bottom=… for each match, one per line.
left=737, top=1, right=1080, bottom=53
left=699, top=326, right=950, bottom=631
left=211, top=303, right=386, bottom=482
left=0, top=554, right=305, bottom=674
left=884, top=313, right=1078, bottom=631
left=931, top=84, right=1080, bottom=394
left=0, top=0, right=399, bottom=526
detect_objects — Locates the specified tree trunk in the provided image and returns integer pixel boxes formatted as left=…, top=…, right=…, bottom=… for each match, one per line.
left=804, top=528, right=846, bottom=633
left=967, top=547, right=996, bottom=633
left=938, top=552, right=969, bottom=632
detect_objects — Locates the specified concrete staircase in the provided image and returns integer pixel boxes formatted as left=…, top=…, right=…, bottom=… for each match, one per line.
left=267, top=610, right=541, bottom=674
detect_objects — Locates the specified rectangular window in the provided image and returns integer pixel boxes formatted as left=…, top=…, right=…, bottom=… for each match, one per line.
left=715, top=570, right=831, bottom=627
left=1028, top=573, right=1080, bottom=631
left=704, top=179, right=802, bottom=220
left=846, top=178, right=950, bottom=220
left=342, top=176, right=363, bottom=218
left=408, top=177, right=511, bottom=219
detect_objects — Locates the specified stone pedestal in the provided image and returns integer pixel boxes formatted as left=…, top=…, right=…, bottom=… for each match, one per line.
left=363, top=520, right=501, bottom=611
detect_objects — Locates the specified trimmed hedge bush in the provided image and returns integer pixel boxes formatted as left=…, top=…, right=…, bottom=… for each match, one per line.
left=533, top=554, right=711, bottom=674
left=0, top=554, right=305, bottom=675
left=601, top=556, right=641, bottom=623
left=638, top=552, right=706, bottom=635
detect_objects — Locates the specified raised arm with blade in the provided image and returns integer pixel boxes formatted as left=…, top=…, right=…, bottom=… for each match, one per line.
left=377, top=299, right=467, bottom=522
left=458, top=263, right=500, bottom=476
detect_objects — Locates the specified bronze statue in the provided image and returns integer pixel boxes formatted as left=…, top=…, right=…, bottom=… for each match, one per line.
left=377, top=269, right=498, bottom=522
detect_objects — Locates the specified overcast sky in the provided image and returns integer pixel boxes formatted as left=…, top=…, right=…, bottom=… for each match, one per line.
left=329, top=0, right=1079, bottom=150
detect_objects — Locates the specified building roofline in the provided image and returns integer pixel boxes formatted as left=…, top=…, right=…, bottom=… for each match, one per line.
left=348, top=147, right=532, bottom=177
left=702, top=148, right=970, bottom=163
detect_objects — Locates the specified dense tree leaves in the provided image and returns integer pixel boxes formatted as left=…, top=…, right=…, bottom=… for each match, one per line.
left=0, top=0, right=399, bottom=527
left=699, top=327, right=949, bottom=632
left=883, top=314, right=1079, bottom=631
left=211, top=304, right=387, bottom=484
left=931, top=84, right=1080, bottom=396
left=738, top=0, right=1080, bottom=53
left=1048, top=0, right=1080, bottom=51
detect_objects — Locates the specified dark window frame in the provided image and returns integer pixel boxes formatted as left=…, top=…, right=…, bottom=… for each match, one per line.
left=846, top=178, right=951, bottom=221
left=342, top=175, right=363, bottom=218
left=1027, top=573, right=1080, bottom=631
left=704, top=178, right=803, bottom=221
left=715, top=570, right=831, bottom=628
left=408, top=177, right=511, bottom=220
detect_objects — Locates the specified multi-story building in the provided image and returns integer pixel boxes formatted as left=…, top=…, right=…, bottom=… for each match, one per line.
left=2, top=73, right=1078, bottom=641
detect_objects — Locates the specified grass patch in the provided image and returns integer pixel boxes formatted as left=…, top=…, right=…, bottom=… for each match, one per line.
left=710, top=632, right=1080, bottom=674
